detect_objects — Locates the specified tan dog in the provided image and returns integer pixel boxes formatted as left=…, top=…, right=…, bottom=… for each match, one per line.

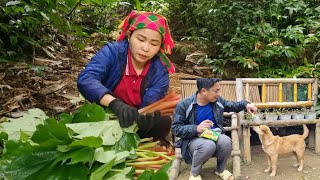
left=252, top=125, right=309, bottom=177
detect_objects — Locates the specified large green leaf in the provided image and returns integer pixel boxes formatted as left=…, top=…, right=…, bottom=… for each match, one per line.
left=66, top=121, right=122, bottom=145
left=0, top=108, right=46, bottom=140
left=53, top=147, right=95, bottom=166
left=73, top=103, right=105, bottom=123
left=90, top=157, right=116, bottom=180
left=137, top=169, right=154, bottom=180
left=0, top=142, right=58, bottom=179
left=59, top=113, right=73, bottom=124
left=31, top=118, right=72, bottom=148
left=94, top=147, right=129, bottom=165
left=32, top=163, right=89, bottom=180
left=106, top=132, right=139, bottom=152
left=57, top=136, right=103, bottom=152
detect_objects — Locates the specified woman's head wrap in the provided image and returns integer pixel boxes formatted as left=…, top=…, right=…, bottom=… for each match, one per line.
left=118, top=10, right=175, bottom=73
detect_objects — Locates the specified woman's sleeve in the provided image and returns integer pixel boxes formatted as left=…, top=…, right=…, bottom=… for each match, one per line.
left=77, top=44, right=116, bottom=103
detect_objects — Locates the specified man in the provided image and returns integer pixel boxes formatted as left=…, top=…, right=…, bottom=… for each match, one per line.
left=172, top=78, right=257, bottom=180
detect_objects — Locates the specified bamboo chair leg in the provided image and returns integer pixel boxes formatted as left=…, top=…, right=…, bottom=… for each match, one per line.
left=308, top=125, right=315, bottom=149
left=231, top=114, right=241, bottom=179
left=169, top=148, right=182, bottom=180
left=243, top=126, right=251, bottom=164
left=315, top=123, right=320, bottom=154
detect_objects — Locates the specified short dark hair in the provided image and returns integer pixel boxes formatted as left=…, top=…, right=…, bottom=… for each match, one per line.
left=196, top=78, right=221, bottom=92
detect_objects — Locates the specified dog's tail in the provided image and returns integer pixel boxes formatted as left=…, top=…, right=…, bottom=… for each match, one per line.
left=302, top=124, right=309, bottom=139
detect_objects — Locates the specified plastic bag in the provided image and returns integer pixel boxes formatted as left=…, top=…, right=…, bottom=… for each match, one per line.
left=199, top=128, right=220, bottom=141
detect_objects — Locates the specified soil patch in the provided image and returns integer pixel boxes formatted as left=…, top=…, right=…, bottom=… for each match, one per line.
left=177, top=145, right=320, bottom=180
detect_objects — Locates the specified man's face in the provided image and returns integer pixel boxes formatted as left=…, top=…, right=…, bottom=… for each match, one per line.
left=203, top=82, right=221, bottom=102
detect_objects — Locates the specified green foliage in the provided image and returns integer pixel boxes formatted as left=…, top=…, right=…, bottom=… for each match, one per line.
left=169, top=0, right=320, bottom=77
left=0, top=103, right=171, bottom=179
left=0, top=0, right=171, bottom=61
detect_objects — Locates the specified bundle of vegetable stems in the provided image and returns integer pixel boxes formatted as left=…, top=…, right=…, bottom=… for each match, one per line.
left=127, top=137, right=176, bottom=176
left=138, top=91, right=180, bottom=116
left=127, top=92, right=180, bottom=176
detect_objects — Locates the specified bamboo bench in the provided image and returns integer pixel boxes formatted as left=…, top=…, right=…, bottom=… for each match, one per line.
left=238, top=78, right=320, bottom=164
left=170, top=78, right=319, bottom=179
left=170, top=79, right=242, bottom=179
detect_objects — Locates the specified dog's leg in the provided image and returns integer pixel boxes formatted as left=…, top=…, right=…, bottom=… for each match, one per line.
left=296, top=150, right=305, bottom=172
left=264, top=155, right=271, bottom=173
left=270, top=155, right=278, bottom=177
left=292, top=152, right=300, bottom=168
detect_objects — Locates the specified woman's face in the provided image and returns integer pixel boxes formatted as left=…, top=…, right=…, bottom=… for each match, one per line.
left=128, top=28, right=162, bottom=64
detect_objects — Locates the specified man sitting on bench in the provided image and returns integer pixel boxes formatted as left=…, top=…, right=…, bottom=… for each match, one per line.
left=172, top=78, right=257, bottom=180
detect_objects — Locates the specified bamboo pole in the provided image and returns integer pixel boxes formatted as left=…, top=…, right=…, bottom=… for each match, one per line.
left=236, top=78, right=245, bottom=160
left=294, top=83, right=298, bottom=102
left=180, top=79, right=237, bottom=85
left=262, top=83, right=266, bottom=103
left=241, top=119, right=320, bottom=126
left=169, top=148, right=182, bottom=180
left=312, top=78, right=318, bottom=110
left=255, top=101, right=313, bottom=109
left=245, top=83, right=249, bottom=102
left=241, top=78, right=314, bottom=84
left=243, top=126, right=251, bottom=164
left=278, top=83, right=283, bottom=102
left=316, top=123, right=320, bottom=154
left=313, top=79, right=319, bottom=153
left=308, top=83, right=312, bottom=101
left=231, top=114, right=241, bottom=179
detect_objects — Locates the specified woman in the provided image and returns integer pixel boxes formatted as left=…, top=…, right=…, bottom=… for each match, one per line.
left=77, top=10, right=175, bottom=140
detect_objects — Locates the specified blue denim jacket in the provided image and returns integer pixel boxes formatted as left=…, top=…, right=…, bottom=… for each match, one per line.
left=172, top=92, right=249, bottom=164
left=77, top=40, right=169, bottom=108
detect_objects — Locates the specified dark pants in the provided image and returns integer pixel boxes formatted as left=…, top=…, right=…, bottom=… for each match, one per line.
left=188, top=134, right=232, bottom=176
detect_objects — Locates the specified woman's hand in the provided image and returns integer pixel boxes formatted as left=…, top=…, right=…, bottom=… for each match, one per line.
left=108, top=98, right=139, bottom=127
left=196, top=120, right=214, bottom=133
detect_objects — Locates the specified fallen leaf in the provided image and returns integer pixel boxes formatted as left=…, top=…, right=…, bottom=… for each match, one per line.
left=0, top=72, right=5, bottom=81
left=40, top=82, right=67, bottom=95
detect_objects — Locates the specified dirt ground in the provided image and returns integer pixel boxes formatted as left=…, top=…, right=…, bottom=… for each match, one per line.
left=177, top=145, right=320, bottom=180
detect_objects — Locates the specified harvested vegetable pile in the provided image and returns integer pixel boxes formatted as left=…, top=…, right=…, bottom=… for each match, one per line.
left=139, top=92, right=180, bottom=116
left=0, top=102, right=176, bottom=180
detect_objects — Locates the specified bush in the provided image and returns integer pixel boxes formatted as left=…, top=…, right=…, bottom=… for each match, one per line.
left=168, top=0, right=320, bottom=78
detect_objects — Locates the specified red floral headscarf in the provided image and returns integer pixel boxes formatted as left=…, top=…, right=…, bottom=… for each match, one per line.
left=118, top=10, right=175, bottom=74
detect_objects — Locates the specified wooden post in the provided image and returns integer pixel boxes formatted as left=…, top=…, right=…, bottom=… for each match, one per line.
left=169, top=148, right=182, bottom=180
left=262, top=83, right=266, bottom=103
left=243, top=126, right=251, bottom=164
left=294, top=83, right=298, bottom=102
left=308, top=83, right=312, bottom=101
left=241, top=119, right=320, bottom=126
left=309, top=128, right=315, bottom=149
left=255, top=101, right=313, bottom=108
left=278, top=83, right=283, bottom=102
left=231, top=114, right=241, bottom=179
left=312, top=78, right=318, bottom=111
left=236, top=78, right=245, bottom=158
left=313, top=79, right=319, bottom=152
left=245, top=83, right=249, bottom=101
left=316, top=123, right=320, bottom=154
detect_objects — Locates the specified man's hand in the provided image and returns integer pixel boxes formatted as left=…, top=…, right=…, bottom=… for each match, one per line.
left=246, top=103, right=258, bottom=114
left=196, top=120, right=213, bottom=133
left=108, top=98, right=139, bottom=127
